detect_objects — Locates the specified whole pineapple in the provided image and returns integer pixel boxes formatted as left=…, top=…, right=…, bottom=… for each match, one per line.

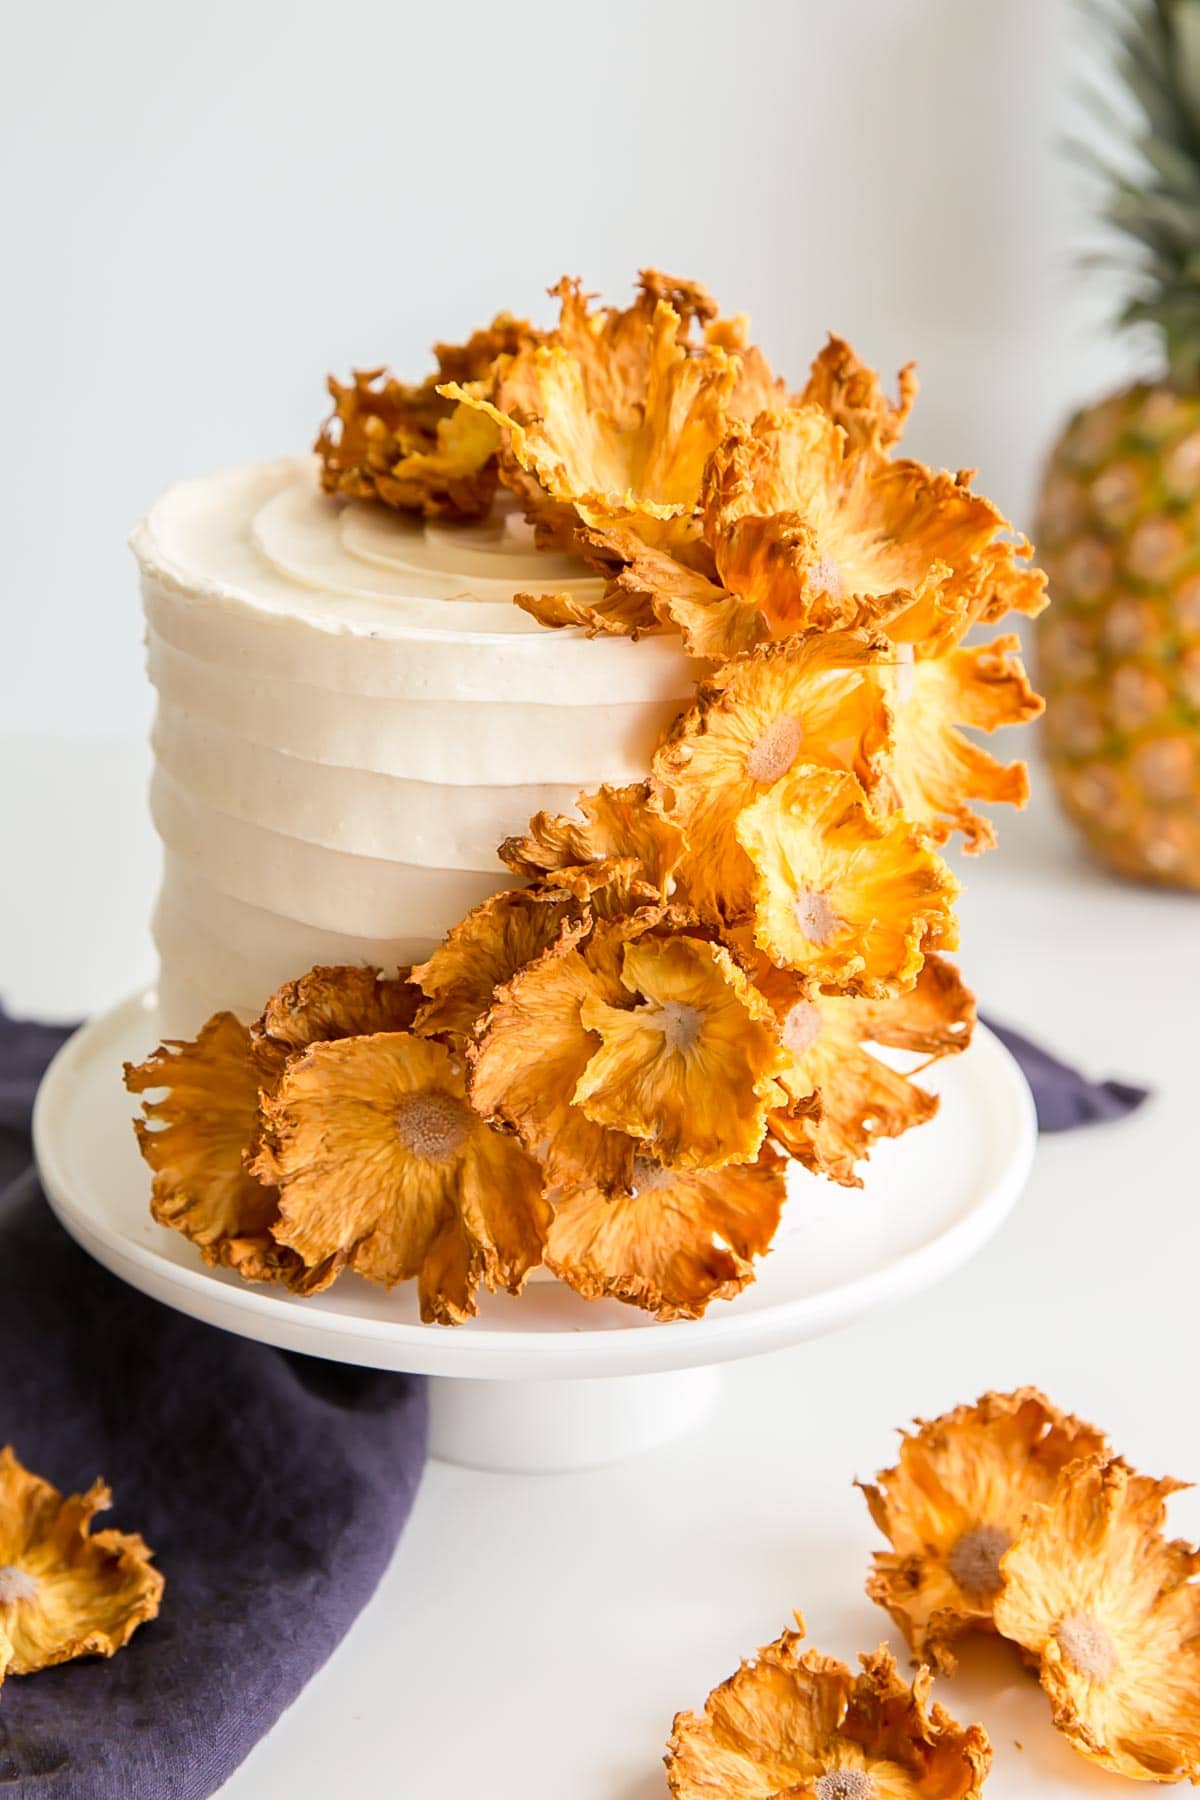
left=1037, top=0, right=1200, bottom=886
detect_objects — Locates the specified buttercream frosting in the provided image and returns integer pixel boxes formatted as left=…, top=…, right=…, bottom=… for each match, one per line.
left=133, top=457, right=698, bottom=1034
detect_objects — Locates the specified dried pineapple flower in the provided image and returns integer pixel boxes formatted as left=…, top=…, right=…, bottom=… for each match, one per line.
left=692, top=406, right=962, bottom=647
left=573, top=933, right=787, bottom=1170
left=860, top=1390, right=1108, bottom=1674
left=546, top=1145, right=786, bottom=1319
left=125, top=1011, right=307, bottom=1290
left=126, top=968, right=416, bottom=1290
left=251, top=962, right=418, bottom=1075
left=877, top=636, right=1042, bottom=853
left=412, top=888, right=582, bottom=1044
left=648, top=400, right=1045, bottom=662
left=800, top=333, right=919, bottom=454
left=498, top=780, right=686, bottom=899
left=445, top=273, right=781, bottom=636
left=993, top=1455, right=1200, bottom=1784
left=765, top=955, right=975, bottom=1187
left=666, top=1619, right=991, bottom=1799
left=738, top=766, right=959, bottom=996
left=446, top=285, right=735, bottom=557
left=315, top=314, right=539, bottom=521
left=652, top=630, right=892, bottom=923
left=255, top=1032, right=550, bottom=1325
left=468, top=921, right=645, bottom=1194
left=0, top=1446, right=163, bottom=1675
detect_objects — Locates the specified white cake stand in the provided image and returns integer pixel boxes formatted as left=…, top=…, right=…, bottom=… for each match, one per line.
left=33, top=990, right=1036, bottom=1473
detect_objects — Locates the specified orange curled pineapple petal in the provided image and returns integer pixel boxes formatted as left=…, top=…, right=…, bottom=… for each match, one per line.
left=468, top=924, right=640, bottom=1194
left=702, top=407, right=975, bottom=641
left=763, top=957, right=973, bottom=1188
left=702, top=405, right=1044, bottom=661
left=444, top=274, right=761, bottom=640
left=860, top=1390, right=1108, bottom=1673
left=0, top=1446, right=163, bottom=1675
left=666, top=1621, right=990, bottom=1799
left=880, top=636, right=1043, bottom=852
left=535, top=856, right=666, bottom=921
left=499, top=781, right=686, bottom=895
left=652, top=629, right=892, bottom=923
left=123, top=1012, right=307, bottom=1284
left=446, top=297, right=734, bottom=546
left=845, top=953, right=978, bottom=1058
left=993, top=1456, right=1200, bottom=1784
left=704, top=309, right=789, bottom=420
left=738, top=766, right=959, bottom=996
left=250, top=963, right=418, bottom=1077
left=613, top=540, right=762, bottom=659
left=315, top=314, right=540, bottom=521
left=800, top=333, right=919, bottom=453
left=551, top=269, right=719, bottom=424
left=513, top=580, right=662, bottom=637
left=412, top=888, right=581, bottom=1044
left=546, top=1146, right=786, bottom=1320
left=573, top=934, right=787, bottom=1170
left=255, top=1032, right=550, bottom=1324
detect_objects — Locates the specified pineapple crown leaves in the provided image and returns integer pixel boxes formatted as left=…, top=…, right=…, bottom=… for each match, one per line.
left=1082, top=0, right=1200, bottom=384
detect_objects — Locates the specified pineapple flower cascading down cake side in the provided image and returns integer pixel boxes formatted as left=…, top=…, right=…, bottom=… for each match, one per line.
left=1037, top=0, right=1200, bottom=888
left=125, top=269, right=1046, bottom=1326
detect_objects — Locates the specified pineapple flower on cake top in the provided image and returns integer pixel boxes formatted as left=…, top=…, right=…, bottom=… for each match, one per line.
left=439, top=271, right=785, bottom=631
left=125, top=965, right=419, bottom=1294
left=440, top=282, right=1042, bottom=654
left=665, top=1616, right=991, bottom=1800
left=759, top=954, right=976, bottom=1189
left=991, top=1454, right=1200, bottom=1785
left=803, top=331, right=919, bottom=454
left=316, top=313, right=542, bottom=521
left=859, top=1389, right=1108, bottom=1674
left=0, top=1446, right=163, bottom=1680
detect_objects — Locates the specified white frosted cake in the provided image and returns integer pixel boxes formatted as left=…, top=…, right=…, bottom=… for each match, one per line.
left=132, top=455, right=698, bottom=1036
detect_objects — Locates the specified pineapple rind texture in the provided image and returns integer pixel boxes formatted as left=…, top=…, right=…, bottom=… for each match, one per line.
left=1037, top=383, right=1200, bottom=888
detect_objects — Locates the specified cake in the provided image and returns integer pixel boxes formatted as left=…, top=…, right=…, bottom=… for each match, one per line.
left=124, top=271, right=1046, bottom=1325
left=132, top=458, right=697, bottom=1036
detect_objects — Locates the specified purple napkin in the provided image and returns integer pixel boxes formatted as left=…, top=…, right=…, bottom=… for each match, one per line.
left=0, top=1009, right=427, bottom=1800
left=0, top=1004, right=1146, bottom=1799
left=983, top=1017, right=1150, bottom=1133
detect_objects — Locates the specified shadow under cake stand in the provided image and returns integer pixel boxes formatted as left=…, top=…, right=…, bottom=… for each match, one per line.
left=33, top=990, right=1036, bottom=1474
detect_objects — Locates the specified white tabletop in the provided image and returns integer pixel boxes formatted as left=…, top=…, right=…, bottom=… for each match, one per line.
left=3, top=730, right=1196, bottom=1798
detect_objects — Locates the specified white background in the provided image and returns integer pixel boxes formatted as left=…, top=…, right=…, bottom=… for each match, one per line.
left=6, top=4, right=1200, bottom=1796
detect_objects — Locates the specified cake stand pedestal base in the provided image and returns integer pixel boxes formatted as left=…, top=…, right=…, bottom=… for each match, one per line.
left=428, top=1366, right=721, bottom=1472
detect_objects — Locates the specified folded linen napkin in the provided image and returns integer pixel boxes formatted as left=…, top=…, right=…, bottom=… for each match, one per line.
left=0, top=1008, right=427, bottom=1800
left=0, top=1003, right=1146, bottom=1798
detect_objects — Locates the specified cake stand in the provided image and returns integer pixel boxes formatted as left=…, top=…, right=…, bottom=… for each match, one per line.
left=33, top=990, right=1036, bottom=1473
